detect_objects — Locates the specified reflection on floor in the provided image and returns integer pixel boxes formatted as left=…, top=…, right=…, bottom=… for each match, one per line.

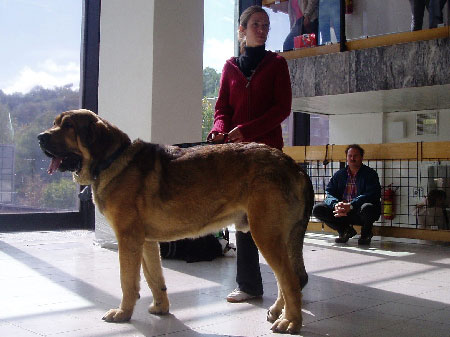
left=1, top=230, right=450, bottom=337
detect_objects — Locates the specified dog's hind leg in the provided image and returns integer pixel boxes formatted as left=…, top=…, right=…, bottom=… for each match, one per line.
left=142, top=241, right=170, bottom=315
left=103, top=234, right=144, bottom=323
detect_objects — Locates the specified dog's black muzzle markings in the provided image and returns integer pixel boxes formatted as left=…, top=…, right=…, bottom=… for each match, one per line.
left=37, top=132, right=82, bottom=174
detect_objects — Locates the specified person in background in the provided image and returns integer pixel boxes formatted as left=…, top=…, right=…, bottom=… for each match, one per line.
left=312, top=144, right=381, bottom=245
left=301, top=0, right=319, bottom=37
left=414, top=189, right=448, bottom=229
left=208, top=5, right=292, bottom=302
left=283, top=0, right=319, bottom=51
left=318, top=0, right=341, bottom=45
left=409, top=0, right=429, bottom=31
left=428, top=0, right=448, bottom=28
left=283, top=0, right=304, bottom=51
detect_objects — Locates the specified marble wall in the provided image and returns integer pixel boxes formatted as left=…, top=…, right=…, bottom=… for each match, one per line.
left=288, top=38, right=450, bottom=99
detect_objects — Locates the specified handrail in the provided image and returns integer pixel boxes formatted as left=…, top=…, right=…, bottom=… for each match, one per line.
left=283, top=141, right=450, bottom=161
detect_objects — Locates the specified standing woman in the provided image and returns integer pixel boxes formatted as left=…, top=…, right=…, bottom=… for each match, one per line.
left=208, top=5, right=292, bottom=302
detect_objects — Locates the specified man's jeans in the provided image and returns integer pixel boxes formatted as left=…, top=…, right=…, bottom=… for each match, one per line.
left=312, top=202, right=381, bottom=237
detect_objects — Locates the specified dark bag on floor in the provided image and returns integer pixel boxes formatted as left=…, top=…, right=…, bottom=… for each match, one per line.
left=160, top=234, right=223, bottom=263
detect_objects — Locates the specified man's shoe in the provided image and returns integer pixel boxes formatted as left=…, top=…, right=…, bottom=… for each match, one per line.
left=335, top=226, right=357, bottom=243
left=226, top=288, right=260, bottom=303
left=358, top=235, right=372, bottom=245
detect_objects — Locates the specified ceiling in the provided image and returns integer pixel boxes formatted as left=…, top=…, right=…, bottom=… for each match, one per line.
left=292, top=84, right=450, bottom=115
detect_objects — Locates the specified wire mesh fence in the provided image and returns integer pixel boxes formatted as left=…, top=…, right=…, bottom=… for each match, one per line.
left=285, top=142, right=450, bottom=233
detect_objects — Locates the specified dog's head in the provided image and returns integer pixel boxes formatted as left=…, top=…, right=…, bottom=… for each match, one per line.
left=38, top=109, right=131, bottom=185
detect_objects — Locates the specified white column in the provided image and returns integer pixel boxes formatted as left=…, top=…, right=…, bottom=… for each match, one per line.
left=98, top=0, right=203, bottom=145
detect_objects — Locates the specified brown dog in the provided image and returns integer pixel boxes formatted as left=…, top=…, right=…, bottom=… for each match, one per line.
left=38, top=109, right=314, bottom=334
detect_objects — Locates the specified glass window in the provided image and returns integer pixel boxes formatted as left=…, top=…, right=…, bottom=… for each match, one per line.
left=310, top=114, right=329, bottom=145
left=0, top=0, right=82, bottom=213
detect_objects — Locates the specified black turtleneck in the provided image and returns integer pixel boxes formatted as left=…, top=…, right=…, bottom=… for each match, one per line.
left=237, top=44, right=267, bottom=78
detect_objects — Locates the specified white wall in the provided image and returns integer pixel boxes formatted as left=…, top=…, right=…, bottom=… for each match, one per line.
left=329, top=112, right=383, bottom=144
left=329, top=109, right=449, bottom=145
left=151, top=1, right=204, bottom=144
left=98, top=0, right=203, bottom=144
left=384, top=109, right=450, bottom=143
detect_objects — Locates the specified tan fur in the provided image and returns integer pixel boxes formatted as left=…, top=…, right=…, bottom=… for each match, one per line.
left=39, top=109, right=314, bottom=334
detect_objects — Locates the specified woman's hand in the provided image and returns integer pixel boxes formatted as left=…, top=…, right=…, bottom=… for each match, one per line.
left=228, top=127, right=244, bottom=142
left=209, top=132, right=227, bottom=144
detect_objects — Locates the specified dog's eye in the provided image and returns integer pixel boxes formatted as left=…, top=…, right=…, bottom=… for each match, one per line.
left=62, top=122, right=73, bottom=129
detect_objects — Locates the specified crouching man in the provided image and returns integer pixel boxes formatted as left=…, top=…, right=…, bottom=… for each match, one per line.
left=313, top=144, right=381, bottom=245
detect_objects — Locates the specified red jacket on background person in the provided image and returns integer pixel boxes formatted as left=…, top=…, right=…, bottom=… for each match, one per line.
left=209, top=51, right=292, bottom=150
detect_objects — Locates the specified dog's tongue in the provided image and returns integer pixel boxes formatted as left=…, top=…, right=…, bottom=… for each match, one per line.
left=48, top=157, right=62, bottom=175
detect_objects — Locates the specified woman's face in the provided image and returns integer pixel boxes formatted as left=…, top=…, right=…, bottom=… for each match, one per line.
left=241, top=12, right=270, bottom=47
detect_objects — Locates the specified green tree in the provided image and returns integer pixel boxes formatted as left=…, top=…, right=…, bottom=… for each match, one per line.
left=202, top=97, right=215, bottom=141
left=42, top=178, right=78, bottom=209
left=203, top=67, right=221, bottom=98
left=0, top=86, right=80, bottom=208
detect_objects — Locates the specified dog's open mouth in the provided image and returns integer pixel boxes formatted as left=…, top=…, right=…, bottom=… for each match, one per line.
left=43, top=150, right=82, bottom=175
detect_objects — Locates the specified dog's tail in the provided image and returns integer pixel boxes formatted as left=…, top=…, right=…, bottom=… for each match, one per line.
left=287, top=167, right=314, bottom=290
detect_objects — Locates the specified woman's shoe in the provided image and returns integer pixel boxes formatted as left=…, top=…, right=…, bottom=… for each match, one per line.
left=226, top=288, right=261, bottom=303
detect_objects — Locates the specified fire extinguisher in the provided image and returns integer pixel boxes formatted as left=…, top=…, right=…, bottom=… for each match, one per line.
left=345, top=0, right=353, bottom=14
left=383, top=184, right=396, bottom=220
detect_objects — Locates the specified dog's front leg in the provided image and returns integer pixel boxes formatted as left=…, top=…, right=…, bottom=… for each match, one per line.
left=142, top=241, right=170, bottom=315
left=103, top=235, right=143, bottom=323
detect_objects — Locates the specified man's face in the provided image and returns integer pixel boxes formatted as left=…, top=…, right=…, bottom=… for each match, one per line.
left=347, top=147, right=363, bottom=170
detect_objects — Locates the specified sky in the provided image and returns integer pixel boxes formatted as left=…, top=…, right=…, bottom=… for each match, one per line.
left=0, top=0, right=289, bottom=95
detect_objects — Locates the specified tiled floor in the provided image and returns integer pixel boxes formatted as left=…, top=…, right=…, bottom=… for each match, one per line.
left=1, top=230, right=450, bottom=337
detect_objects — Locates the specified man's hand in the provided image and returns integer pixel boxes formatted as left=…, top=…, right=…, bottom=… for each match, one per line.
left=333, top=202, right=352, bottom=217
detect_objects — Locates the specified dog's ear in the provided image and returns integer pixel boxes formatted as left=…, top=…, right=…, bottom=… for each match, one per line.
left=76, top=114, right=108, bottom=149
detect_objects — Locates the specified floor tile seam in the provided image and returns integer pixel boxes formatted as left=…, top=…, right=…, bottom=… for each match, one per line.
left=380, top=316, right=450, bottom=332
left=219, top=309, right=270, bottom=324
left=304, top=303, right=407, bottom=326
left=387, top=296, right=450, bottom=307
left=412, top=307, right=450, bottom=325
left=151, top=326, right=197, bottom=337
left=196, top=323, right=272, bottom=337
left=313, top=292, right=379, bottom=305
left=8, top=321, right=46, bottom=336
left=363, top=300, right=436, bottom=319
left=187, top=326, right=235, bottom=337
left=163, top=313, right=235, bottom=335
left=304, top=311, right=404, bottom=335
left=355, top=306, right=428, bottom=326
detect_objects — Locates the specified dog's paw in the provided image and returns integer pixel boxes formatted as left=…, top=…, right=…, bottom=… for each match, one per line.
left=266, top=309, right=281, bottom=323
left=271, top=317, right=301, bottom=334
left=148, top=299, right=170, bottom=315
left=102, top=308, right=132, bottom=322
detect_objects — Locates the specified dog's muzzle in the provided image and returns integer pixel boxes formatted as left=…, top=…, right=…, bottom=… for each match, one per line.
left=37, top=132, right=51, bottom=147
left=37, top=132, right=82, bottom=175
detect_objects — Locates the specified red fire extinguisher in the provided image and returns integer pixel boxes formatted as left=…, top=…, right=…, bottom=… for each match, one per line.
left=345, top=0, right=353, bottom=14
left=383, top=184, right=396, bottom=220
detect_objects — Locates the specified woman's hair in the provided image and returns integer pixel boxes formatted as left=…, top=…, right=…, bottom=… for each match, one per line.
left=238, top=5, right=269, bottom=54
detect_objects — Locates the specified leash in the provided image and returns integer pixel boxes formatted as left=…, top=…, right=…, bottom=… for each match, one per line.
left=173, top=133, right=230, bottom=148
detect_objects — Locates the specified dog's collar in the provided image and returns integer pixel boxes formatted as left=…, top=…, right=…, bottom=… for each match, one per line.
left=92, top=143, right=130, bottom=179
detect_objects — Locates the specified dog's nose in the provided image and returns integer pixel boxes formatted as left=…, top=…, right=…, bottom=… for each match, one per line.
left=38, top=132, right=50, bottom=145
